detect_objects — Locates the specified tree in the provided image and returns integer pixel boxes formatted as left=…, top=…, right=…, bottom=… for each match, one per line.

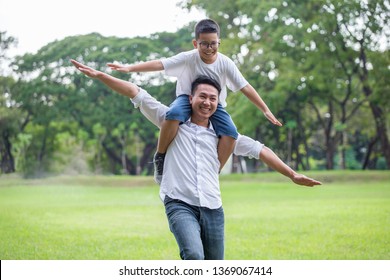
left=10, top=29, right=192, bottom=175
left=0, top=31, right=19, bottom=174
left=185, top=0, right=390, bottom=169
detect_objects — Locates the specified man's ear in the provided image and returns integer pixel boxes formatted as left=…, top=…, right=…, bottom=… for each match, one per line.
left=189, top=95, right=193, bottom=104
left=192, top=39, right=197, bottom=49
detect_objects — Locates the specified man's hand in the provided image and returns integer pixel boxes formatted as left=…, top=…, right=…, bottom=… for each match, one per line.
left=264, top=110, right=283, bottom=126
left=106, top=63, right=130, bottom=73
left=71, top=59, right=101, bottom=78
left=291, top=173, right=322, bottom=187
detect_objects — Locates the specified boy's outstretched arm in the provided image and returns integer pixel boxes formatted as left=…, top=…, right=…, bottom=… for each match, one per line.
left=71, top=59, right=139, bottom=98
left=259, top=146, right=321, bottom=187
left=107, top=60, right=164, bottom=73
left=241, top=84, right=283, bottom=126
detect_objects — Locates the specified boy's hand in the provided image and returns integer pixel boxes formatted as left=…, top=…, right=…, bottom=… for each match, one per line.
left=71, top=59, right=101, bottom=78
left=107, top=63, right=130, bottom=73
left=264, top=111, right=283, bottom=126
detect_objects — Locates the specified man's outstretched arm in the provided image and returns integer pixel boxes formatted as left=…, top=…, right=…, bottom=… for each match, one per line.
left=234, top=135, right=321, bottom=187
left=259, top=146, right=321, bottom=187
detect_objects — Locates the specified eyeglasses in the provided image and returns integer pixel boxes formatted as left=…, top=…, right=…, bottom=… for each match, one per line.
left=198, top=41, right=220, bottom=50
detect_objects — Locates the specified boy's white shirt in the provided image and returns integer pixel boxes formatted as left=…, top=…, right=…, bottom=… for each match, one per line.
left=161, top=49, right=248, bottom=107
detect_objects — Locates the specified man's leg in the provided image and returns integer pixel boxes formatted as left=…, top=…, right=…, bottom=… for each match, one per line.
left=164, top=197, right=204, bottom=260
left=200, top=206, right=224, bottom=260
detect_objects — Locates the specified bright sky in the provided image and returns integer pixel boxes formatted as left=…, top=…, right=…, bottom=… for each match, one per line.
left=0, top=0, right=205, bottom=57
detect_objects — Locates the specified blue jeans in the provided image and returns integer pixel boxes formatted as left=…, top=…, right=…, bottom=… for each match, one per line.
left=165, top=94, right=238, bottom=139
left=164, top=196, right=225, bottom=260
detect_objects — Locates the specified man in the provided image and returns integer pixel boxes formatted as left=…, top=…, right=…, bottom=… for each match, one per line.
left=71, top=59, right=321, bottom=260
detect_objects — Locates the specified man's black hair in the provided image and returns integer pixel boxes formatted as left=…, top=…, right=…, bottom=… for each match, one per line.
left=191, top=75, right=221, bottom=95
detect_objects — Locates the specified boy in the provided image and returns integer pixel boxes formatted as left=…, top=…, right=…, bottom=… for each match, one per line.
left=108, top=19, right=282, bottom=183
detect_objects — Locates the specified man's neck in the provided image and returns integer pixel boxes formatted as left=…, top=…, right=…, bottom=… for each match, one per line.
left=191, top=116, right=210, bottom=128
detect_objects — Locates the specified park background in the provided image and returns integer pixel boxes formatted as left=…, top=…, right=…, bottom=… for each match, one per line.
left=0, top=0, right=389, bottom=260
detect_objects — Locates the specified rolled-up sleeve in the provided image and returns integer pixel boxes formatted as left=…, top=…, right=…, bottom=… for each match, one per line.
left=130, top=88, right=169, bottom=128
left=234, top=134, right=264, bottom=160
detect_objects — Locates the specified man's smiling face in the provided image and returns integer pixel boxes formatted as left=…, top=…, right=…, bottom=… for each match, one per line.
left=189, top=84, right=219, bottom=125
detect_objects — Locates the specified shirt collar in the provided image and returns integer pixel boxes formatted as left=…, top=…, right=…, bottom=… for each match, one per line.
left=185, top=118, right=215, bottom=132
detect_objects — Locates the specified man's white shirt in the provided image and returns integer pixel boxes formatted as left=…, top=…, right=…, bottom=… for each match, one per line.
left=131, top=88, right=264, bottom=209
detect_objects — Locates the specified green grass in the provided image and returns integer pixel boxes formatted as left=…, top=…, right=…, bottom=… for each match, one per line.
left=0, top=171, right=389, bottom=260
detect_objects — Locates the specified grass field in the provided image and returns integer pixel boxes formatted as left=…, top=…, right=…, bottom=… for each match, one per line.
left=0, top=171, right=389, bottom=260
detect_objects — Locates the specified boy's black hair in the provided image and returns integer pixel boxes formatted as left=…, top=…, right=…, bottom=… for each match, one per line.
left=194, top=19, right=220, bottom=39
left=191, top=75, right=221, bottom=96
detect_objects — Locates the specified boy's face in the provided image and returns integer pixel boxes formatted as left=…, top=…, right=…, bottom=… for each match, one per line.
left=193, top=33, right=220, bottom=64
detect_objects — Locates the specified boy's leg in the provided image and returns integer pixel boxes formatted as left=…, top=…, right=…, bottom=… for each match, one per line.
left=210, top=104, right=239, bottom=171
left=157, top=120, right=180, bottom=154
left=153, top=120, right=179, bottom=184
left=217, top=136, right=236, bottom=171
left=154, top=95, right=191, bottom=184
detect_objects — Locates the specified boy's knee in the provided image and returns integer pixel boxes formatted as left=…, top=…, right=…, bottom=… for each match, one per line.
left=166, top=107, right=187, bottom=122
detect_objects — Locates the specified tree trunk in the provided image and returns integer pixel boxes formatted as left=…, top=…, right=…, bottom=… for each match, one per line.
left=362, top=136, right=378, bottom=170
left=102, top=141, right=135, bottom=175
left=325, top=101, right=335, bottom=170
left=360, top=45, right=390, bottom=169
left=340, top=131, right=346, bottom=170
left=325, top=138, right=335, bottom=170
left=0, top=131, right=15, bottom=173
left=369, top=102, right=390, bottom=168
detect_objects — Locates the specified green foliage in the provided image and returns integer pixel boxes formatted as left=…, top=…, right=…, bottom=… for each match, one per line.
left=12, top=133, right=32, bottom=171
left=0, top=31, right=18, bottom=62
left=5, top=30, right=194, bottom=175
